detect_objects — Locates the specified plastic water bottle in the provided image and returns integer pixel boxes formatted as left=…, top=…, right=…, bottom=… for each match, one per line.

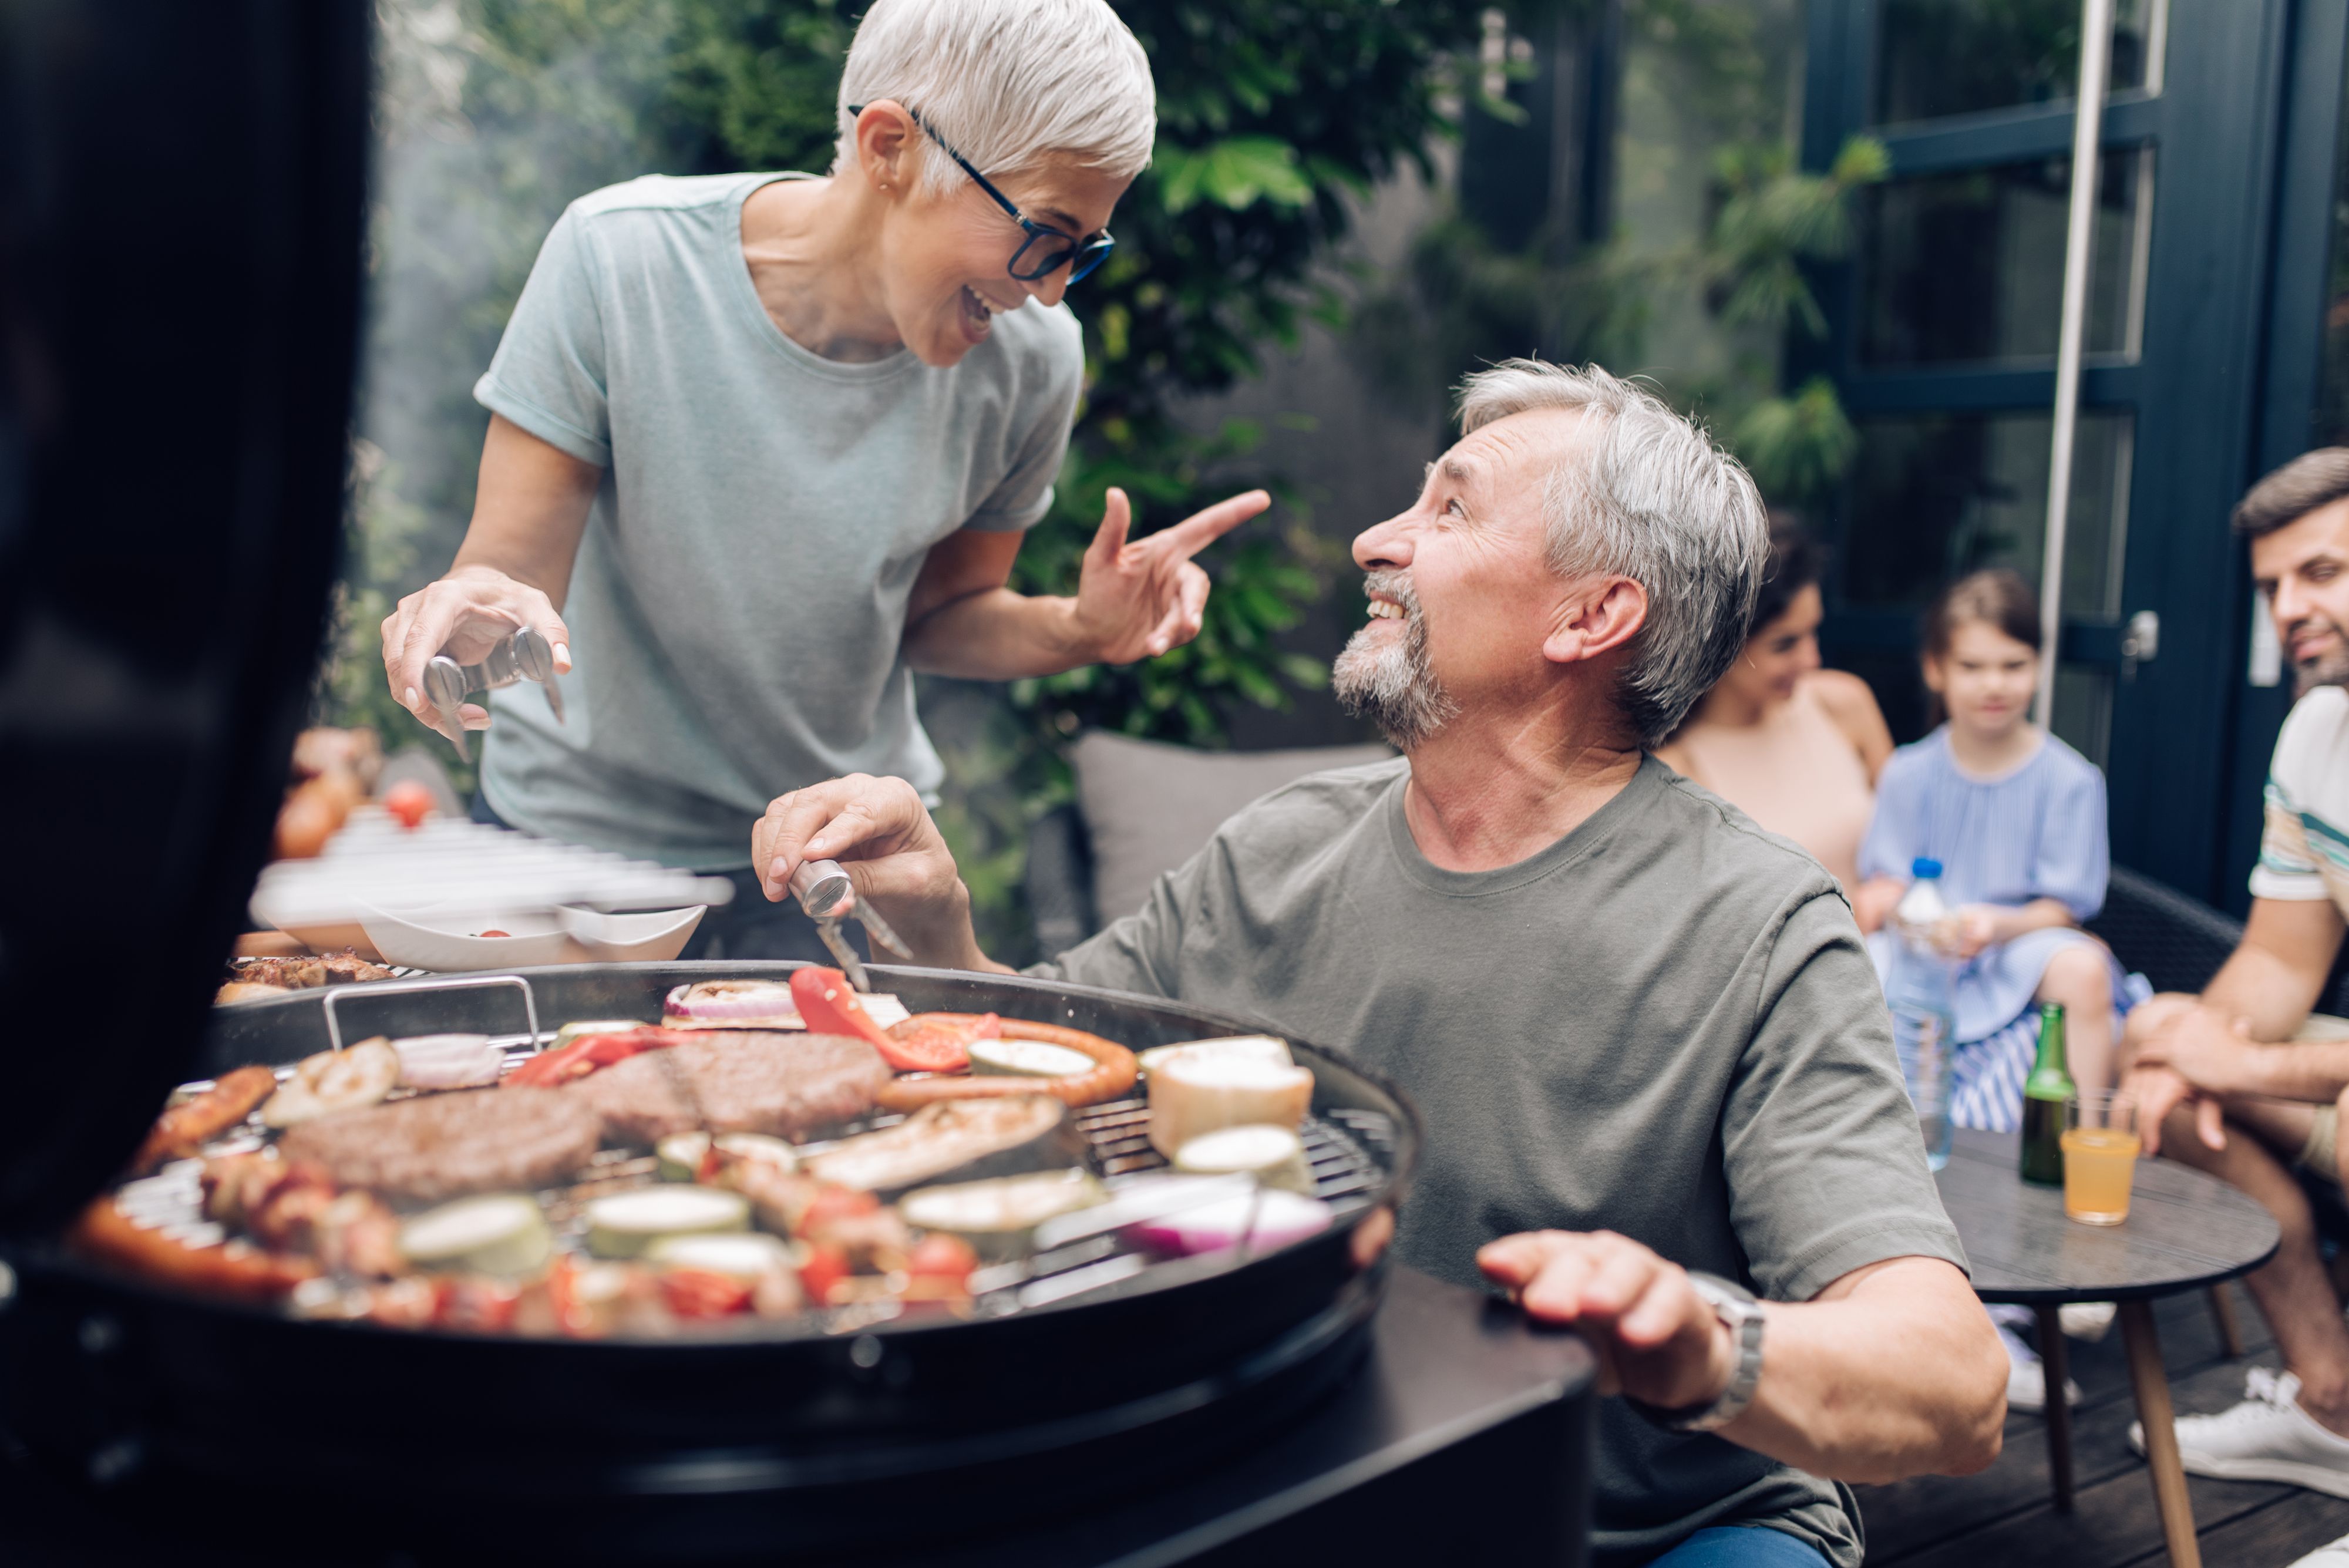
left=1887, top=857, right=1958, bottom=1170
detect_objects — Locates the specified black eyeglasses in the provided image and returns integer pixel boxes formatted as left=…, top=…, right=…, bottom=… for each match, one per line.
left=849, top=104, right=1116, bottom=284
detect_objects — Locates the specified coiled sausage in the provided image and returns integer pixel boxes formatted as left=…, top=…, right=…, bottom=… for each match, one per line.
left=875, top=1014, right=1137, bottom=1112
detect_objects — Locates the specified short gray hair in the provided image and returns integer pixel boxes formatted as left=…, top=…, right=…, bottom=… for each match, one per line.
left=2234, top=448, right=2349, bottom=537
left=834, top=0, right=1156, bottom=199
left=1456, top=360, right=1770, bottom=748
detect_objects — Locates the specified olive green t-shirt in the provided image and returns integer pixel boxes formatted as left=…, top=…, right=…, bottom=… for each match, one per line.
left=1035, top=755, right=1967, bottom=1568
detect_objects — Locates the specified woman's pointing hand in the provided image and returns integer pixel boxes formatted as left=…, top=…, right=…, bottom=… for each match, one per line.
left=1070, top=486, right=1270, bottom=665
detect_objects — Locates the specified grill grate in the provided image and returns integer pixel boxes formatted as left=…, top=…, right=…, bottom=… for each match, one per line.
left=1071, top=1096, right=1389, bottom=1213
left=123, top=1070, right=1395, bottom=1333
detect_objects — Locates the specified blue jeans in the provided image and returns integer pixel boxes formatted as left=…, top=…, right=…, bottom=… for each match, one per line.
left=1648, top=1526, right=1832, bottom=1567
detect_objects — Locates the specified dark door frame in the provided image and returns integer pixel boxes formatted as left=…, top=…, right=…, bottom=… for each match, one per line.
left=2222, top=0, right=2349, bottom=914
left=1800, top=0, right=2301, bottom=907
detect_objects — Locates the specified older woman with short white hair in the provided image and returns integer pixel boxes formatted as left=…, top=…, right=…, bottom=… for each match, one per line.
left=380, top=0, right=1265, bottom=960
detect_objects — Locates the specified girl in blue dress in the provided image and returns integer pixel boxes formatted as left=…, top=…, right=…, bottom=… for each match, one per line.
left=1855, top=570, right=2132, bottom=1132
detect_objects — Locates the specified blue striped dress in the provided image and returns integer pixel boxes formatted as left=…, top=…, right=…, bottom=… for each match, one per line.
left=1859, top=728, right=2132, bottom=1132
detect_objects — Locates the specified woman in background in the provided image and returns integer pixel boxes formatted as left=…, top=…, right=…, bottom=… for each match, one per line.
left=1657, top=519, right=1891, bottom=889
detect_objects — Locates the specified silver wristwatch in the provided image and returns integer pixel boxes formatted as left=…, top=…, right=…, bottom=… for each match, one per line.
left=1633, top=1271, right=1766, bottom=1434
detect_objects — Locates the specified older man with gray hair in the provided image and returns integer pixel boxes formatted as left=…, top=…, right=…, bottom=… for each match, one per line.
left=753, top=359, right=2007, bottom=1567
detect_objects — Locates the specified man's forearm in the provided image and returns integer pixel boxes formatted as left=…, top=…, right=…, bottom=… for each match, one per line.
left=903, top=590, right=1091, bottom=679
left=2203, top=909, right=2338, bottom=1040
left=2224, top=1042, right=2349, bottom=1103
left=888, top=884, right=1019, bottom=977
left=1717, top=1259, right=2003, bottom=1482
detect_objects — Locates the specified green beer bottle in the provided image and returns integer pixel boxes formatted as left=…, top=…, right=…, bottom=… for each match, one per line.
left=2020, top=1002, right=2072, bottom=1185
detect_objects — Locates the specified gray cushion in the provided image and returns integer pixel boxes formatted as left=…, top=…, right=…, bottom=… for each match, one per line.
left=1071, top=731, right=1394, bottom=927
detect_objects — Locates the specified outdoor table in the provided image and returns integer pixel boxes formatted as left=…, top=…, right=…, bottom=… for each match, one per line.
left=1934, top=1128, right=2280, bottom=1568
left=0, top=1266, right=1596, bottom=1567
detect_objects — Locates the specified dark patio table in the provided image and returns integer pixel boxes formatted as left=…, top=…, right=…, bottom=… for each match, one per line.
left=1934, top=1128, right=2280, bottom=1568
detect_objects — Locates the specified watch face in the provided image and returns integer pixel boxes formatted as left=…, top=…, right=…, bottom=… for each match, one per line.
left=1687, top=1271, right=1756, bottom=1310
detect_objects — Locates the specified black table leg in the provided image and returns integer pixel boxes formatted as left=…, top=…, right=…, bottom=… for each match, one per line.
left=2034, top=1304, right=2074, bottom=1510
left=2206, top=1284, right=2244, bottom=1358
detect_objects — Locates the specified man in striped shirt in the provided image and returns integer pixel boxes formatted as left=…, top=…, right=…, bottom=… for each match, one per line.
left=2124, top=448, right=2349, bottom=1497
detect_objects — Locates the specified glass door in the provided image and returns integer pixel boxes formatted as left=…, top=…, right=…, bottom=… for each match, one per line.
left=1803, top=0, right=2293, bottom=899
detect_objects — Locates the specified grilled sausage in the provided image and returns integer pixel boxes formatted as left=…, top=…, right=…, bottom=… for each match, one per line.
left=874, top=1015, right=1137, bottom=1112
left=70, top=1199, right=316, bottom=1303
left=130, top=1065, right=278, bottom=1173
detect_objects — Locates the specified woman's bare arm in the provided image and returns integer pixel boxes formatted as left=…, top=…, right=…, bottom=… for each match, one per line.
left=1810, top=668, right=1895, bottom=785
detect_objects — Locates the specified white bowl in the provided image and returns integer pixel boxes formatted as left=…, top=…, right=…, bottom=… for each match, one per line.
left=558, top=905, right=705, bottom=963
left=354, top=903, right=706, bottom=973
left=356, top=905, right=577, bottom=973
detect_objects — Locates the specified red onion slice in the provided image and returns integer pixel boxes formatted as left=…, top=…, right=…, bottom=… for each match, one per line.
left=662, top=982, right=910, bottom=1030
left=1120, top=1177, right=1332, bottom=1257
left=662, top=981, right=803, bottom=1028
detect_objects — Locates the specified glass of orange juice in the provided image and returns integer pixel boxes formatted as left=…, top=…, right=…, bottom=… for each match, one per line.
left=2062, top=1090, right=2142, bottom=1226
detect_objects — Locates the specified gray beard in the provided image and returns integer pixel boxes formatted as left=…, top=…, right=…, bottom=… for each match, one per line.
left=1332, top=571, right=1457, bottom=750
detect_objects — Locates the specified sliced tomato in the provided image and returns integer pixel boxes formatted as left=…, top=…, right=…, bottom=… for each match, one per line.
left=437, top=1277, right=521, bottom=1334
left=381, top=779, right=436, bottom=829
left=660, top=1268, right=753, bottom=1319
left=906, top=1232, right=977, bottom=1284
left=790, top=967, right=968, bottom=1072
left=799, top=1242, right=853, bottom=1308
left=793, top=1183, right=880, bottom=1240
left=546, top=1256, right=584, bottom=1335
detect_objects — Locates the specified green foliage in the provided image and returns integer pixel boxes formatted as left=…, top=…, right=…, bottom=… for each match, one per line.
left=1732, top=376, right=1860, bottom=501
left=317, top=442, right=472, bottom=789
left=1346, top=0, right=1882, bottom=513
left=1697, top=134, right=1886, bottom=504
left=1702, top=136, right=1886, bottom=341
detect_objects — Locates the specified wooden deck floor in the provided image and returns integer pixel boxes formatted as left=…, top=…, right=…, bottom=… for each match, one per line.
left=1857, top=1283, right=2349, bottom=1566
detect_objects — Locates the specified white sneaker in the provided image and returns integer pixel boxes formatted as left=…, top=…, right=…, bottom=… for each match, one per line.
left=2131, top=1367, right=2349, bottom=1496
left=2287, top=1527, right=2349, bottom=1566
left=2001, top=1324, right=2080, bottom=1414
left=2059, top=1300, right=2116, bottom=1340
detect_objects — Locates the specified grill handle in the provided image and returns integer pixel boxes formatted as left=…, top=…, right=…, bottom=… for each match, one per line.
left=321, top=973, right=541, bottom=1055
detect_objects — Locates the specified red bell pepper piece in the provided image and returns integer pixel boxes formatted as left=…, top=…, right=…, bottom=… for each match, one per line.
left=899, top=1232, right=978, bottom=1305
left=790, top=968, right=970, bottom=1072
left=504, top=1028, right=689, bottom=1088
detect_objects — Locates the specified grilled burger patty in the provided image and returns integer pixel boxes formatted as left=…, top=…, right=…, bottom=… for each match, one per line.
left=279, top=1086, right=603, bottom=1204
left=571, top=1032, right=891, bottom=1147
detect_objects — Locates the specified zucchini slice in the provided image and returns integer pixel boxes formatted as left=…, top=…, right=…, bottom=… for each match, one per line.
left=584, top=1186, right=749, bottom=1259
left=399, top=1194, right=554, bottom=1277
left=656, top=1131, right=800, bottom=1182
left=645, top=1231, right=800, bottom=1279
left=1172, top=1123, right=1314, bottom=1194
left=968, top=1038, right=1096, bottom=1079
left=900, top=1169, right=1106, bottom=1260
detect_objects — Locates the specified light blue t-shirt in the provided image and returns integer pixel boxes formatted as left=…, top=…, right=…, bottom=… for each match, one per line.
left=472, top=172, right=1083, bottom=867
